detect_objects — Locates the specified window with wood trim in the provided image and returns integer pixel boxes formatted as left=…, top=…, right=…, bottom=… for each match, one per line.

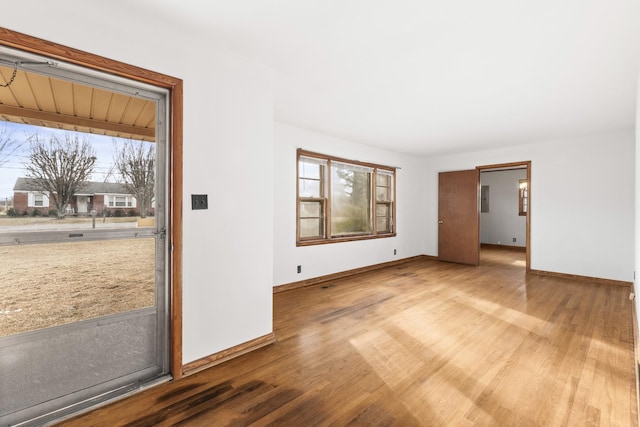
left=519, top=179, right=528, bottom=216
left=376, top=170, right=394, bottom=233
left=298, top=156, right=327, bottom=240
left=297, top=149, right=396, bottom=245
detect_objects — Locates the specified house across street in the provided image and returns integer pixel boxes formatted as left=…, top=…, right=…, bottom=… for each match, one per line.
left=12, top=177, right=147, bottom=217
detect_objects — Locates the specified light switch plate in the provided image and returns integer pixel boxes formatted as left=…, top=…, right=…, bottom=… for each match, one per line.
left=191, top=194, right=208, bottom=210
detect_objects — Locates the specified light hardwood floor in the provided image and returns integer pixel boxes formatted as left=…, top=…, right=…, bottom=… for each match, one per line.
left=59, top=249, right=637, bottom=426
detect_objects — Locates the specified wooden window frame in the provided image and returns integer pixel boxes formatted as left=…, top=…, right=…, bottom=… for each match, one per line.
left=375, top=172, right=393, bottom=234
left=298, top=157, right=327, bottom=240
left=297, top=149, right=396, bottom=246
left=519, top=179, right=528, bottom=216
left=298, top=198, right=326, bottom=239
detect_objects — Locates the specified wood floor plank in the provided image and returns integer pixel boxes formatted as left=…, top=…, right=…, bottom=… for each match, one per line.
left=57, top=248, right=637, bottom=426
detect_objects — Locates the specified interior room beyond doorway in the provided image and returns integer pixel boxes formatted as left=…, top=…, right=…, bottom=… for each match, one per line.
left=478, top=163, right=530, bottom=270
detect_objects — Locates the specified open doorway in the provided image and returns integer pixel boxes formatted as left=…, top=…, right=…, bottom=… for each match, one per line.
left=477, top=162, right=531, bottom=271
left=0, top=29, right=183, bottom=426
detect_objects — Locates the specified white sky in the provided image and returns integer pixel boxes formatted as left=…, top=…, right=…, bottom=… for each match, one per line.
left=0, top=121, right=151, bottom=200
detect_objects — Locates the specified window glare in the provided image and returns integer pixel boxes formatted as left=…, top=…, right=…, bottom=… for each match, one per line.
left=331, top=165, right=371, bottom=235
left=300, top=201, right=321, bottom=217
left=299, top=179, right=321, bottom=198
left=299, top=162, right=321, bottom=179
left=300, top=218, right=323, bottom=238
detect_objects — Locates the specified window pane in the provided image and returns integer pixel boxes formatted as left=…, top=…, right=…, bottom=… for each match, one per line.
left=376, top=202, right=391, bottom=233
left=376, top=173, right=390, bottom=186
left=376, top=203, right=389, bottom=217
left=331, top=164, right=371, bottom=235
left=299, top=178, right=321, bottom=198
left=377, top=217, right=391, bottom=233
left=299, top=161, right=321, bottom=179
left=376, top=186, right=390, bottom=201
left=300, top=218, right=323, bottom=238
left=376, top=172, right=392, bottom=203
left=300, top=201, right=322, bottom=217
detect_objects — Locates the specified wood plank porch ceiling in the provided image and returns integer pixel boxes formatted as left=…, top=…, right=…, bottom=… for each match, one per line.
left=0, top=64, right=156, bottom=142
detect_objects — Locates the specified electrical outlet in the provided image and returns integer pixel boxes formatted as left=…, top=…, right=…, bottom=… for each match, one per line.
left=394, top=249, right=397, bottom=255
left=513, top=237, right=516, bottom=242
left=297, top=265, right=302, bottom=274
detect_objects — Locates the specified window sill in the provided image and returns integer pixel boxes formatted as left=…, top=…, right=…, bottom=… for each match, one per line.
left=297, top=233, right=396, bottom=247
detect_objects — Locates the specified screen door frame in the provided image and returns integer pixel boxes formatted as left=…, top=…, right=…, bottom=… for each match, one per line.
left=0, top=32, right=183, bottom=426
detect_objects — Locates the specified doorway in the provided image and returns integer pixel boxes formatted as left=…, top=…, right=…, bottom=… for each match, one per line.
left=477, top=162, right=530, bottom=271
left=437, top=162, right=530, bottom=270
left=77, top=195, right=88, bottom=214
left=0, top=43, right=173, bottom=425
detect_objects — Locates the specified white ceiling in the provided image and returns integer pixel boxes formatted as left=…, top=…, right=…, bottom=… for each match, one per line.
left=140, top=0, right=639, bottom=155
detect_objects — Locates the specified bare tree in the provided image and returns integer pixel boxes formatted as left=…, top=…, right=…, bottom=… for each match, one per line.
left=25, top=133, right=96, bottom=218
left=114, top=140, right=155, bottom=218
left=0, top=125, right=19, bottom=167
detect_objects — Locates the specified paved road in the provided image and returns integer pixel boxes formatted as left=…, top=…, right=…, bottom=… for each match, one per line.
left=0, top=222, right=152, bottom=232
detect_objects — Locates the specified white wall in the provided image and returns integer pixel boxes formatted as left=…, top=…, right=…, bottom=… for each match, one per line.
left=180, top=51, right=274, bottom=363
left=425, top=130, right=635, bottom=282
left=635, top=69, right=640, bottom=326
left=480, top=169, right=527, bottom=247
left=273, top=122, right=427, bottom=286
left=274, top=125, right=635, bottom=285
left=3, top=2, right=275, bottom=365
left=4, top=1, right=635, bottom=367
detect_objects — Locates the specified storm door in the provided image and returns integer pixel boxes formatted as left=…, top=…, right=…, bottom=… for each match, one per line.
left=0, top=48, right=170, bottom=426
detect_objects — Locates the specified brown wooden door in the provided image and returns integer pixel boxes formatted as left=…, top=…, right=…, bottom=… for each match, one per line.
left=438, top=169, right=480, bottom=265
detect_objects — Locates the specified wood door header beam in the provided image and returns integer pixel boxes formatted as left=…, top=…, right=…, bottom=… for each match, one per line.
left=0, top=27, right=180, bottom=89
left=476, top=161, right=531, bottom=171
